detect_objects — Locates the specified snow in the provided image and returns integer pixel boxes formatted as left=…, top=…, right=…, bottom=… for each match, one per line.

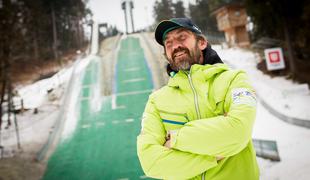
left=59, top=20, right=101, bottom=140
left=213, top=46, right=310, bottom=120
left=213, top=46, right=310, bottom=180
left=254, top=103, right=310, bottom=180
left=61, top=55, right=96, bottom=141
left=1, top=82, right=67, bottom=157
left=0, top=103, right=60, bottom=157
left=12, top=66, right=73, bottom=110
left=89, top=57, right=103, bottom=113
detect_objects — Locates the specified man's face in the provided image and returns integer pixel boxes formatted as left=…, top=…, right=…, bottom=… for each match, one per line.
left=164, top=28, right=207, bottom=71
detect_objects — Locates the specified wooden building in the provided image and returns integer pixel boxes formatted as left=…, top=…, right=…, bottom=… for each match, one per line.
left=213, top=4, right=250, bottom=47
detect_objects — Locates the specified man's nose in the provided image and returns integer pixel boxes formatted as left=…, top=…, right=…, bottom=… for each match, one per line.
left=171, top=40, right=182, bottom=52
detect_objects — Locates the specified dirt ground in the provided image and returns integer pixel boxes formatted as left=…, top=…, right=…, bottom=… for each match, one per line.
left=0, top=149, right=46, bottom=180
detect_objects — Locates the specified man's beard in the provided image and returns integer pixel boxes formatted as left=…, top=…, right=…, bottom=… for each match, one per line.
left=169, top=44, right=202, bottom=71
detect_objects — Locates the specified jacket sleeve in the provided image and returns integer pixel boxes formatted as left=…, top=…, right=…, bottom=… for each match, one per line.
left=169, top=72, right=257, bottom=157
left=137, top=94, right=218, bottom=179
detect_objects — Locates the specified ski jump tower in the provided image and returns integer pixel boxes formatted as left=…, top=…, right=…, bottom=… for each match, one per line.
left=121, top=0, right=135, bottom=34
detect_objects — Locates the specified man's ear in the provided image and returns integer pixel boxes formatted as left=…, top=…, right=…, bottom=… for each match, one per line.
left=198, top=37, right=207, bottom=50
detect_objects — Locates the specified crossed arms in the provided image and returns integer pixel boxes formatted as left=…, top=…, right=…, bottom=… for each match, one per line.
left=137, top=73, right=256, bottom=179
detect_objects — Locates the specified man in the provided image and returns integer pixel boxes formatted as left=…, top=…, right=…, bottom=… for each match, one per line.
left=137, top=18, right=259, bottom=180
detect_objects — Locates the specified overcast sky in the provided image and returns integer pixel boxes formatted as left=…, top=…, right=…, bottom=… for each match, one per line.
left=88, top=0, right=196, bottom=32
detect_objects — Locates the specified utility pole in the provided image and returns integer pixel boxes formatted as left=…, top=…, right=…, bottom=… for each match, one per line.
left=129, top=0, right=135, bottom=33
left=51, top=2, right=59, bottom=63
left=121, top=0, right=128, bottom=34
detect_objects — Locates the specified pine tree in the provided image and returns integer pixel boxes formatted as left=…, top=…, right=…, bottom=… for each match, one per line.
left=153, top=0, right=173, bottom=23
left=189, top=0, right=218, bottom=33
left=245, top=0, right=310, bottom=79
left=0, top=0, right=91, bottom=125
left=173, top=0, right=185, bottom=18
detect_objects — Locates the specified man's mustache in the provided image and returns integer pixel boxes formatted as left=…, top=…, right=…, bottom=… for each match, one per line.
left=172, top=47, right=190, bottom=59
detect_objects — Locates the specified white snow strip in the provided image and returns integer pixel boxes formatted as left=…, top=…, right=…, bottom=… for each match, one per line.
left=111, top=94, right=126, bottom=110
left=124, top=67, right=140, bottom=72
left=114, top=106, right=126, bottom=110
left=80, top=97, right=90, bottom=100
left=61, top=55, right=93, bottom=140
left=82, top=84, right=93, bottom=88
left=122, top=78, right=145, bottom=83
left=116, top=89, right=153, bottom=97
left=96, top=122, right=105, bottom=127
left=125, top=118, right=134, bottom=123
left=74, top=56, right=93, bottom=74
left=112, top=120, right=119, bottom=124
left=111, top=94, right=117, bottom=109
left=89, top=57, right=102, bottom=113
left=81, top=124, right=91, bottom=129
left=61, top=69, right=83, bottom=140
left=139, top=175, right=148, bottom=179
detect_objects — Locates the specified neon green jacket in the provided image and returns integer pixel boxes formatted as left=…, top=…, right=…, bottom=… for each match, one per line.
left=137, top=63, right=259, bottom=180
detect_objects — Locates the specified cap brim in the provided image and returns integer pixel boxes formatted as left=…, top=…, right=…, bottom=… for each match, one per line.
left=155, top=20, right=181, bottom=46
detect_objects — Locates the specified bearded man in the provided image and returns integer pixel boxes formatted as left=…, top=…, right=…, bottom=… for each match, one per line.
left=137, top=18, right=259, bottom=180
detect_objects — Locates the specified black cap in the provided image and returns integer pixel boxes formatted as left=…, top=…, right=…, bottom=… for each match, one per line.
left=155, top=17, right=202, bottom=46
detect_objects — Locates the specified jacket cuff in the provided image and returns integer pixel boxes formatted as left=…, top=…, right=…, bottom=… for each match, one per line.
left=169, top=130, right=179, bottom=148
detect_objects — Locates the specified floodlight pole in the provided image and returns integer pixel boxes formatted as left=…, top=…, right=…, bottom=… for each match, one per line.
left=121, top=1, right=128, bottom=34
left=129, top=0, right=135, bottom=33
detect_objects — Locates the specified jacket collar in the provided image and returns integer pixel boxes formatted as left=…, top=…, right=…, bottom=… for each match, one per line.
left=168, top=63, right=229, bottom=88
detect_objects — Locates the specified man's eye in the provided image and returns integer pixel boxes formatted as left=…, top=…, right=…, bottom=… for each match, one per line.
left=179, top=34, right=186, bottom=40
left=165, top=42, right=172, bottom=47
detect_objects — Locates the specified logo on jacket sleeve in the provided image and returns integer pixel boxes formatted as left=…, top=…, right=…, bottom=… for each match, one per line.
left=232, top=88, right=256, bottom=107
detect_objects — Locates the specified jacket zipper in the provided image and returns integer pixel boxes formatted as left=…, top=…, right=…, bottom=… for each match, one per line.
left=186, top=72, right=201, bottom=119
left=186, top=71, right=205, bottom=179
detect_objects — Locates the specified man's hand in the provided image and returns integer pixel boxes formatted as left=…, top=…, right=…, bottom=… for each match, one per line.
left=164, top=139, right=171, bottom=148
left=165, top=130, right=224, bottom=161
left=164, top=132, right=172, bottom=148
left=216, top=156, right=224, bottom=161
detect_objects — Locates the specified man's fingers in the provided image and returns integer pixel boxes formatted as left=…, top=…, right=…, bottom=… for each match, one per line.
left=216, top=156, right=224, bottom=161
left=164, top=139, right=171, bottom=148
left=165, top=132, right=171, bottom=140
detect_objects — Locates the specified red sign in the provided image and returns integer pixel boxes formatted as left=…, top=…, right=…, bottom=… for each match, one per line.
left=264, top=48, right=285, bottom=71
left=268, top=51, right=280, bottom=63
